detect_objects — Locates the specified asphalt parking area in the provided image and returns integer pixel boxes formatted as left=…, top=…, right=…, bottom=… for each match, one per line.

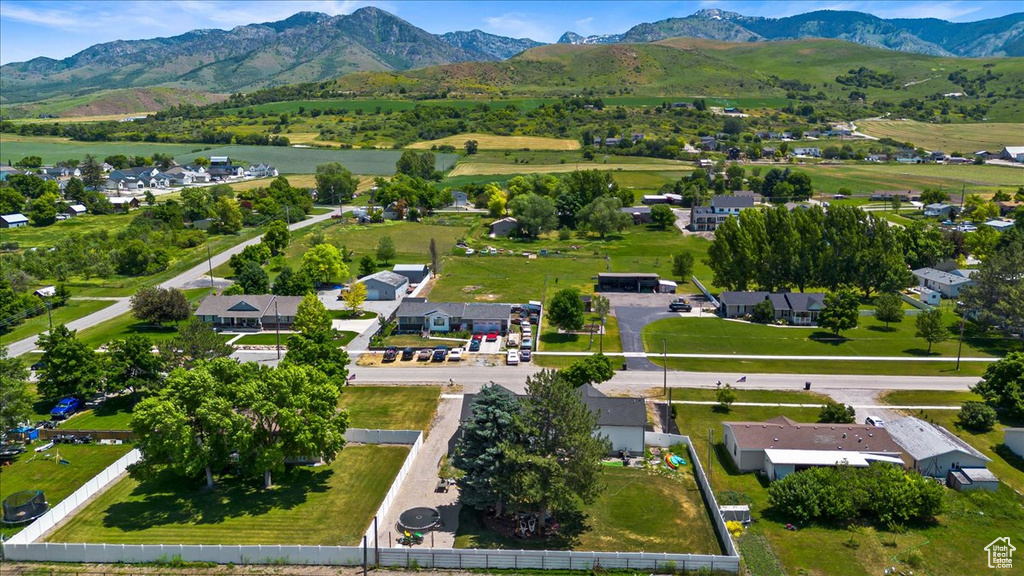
left=605, top=292, right=712, bottom=371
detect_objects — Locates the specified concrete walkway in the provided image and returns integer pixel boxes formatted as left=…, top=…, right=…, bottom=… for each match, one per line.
left=377, top=395, right=463, bottom=549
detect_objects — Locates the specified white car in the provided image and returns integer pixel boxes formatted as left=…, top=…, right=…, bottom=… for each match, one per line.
left=506, top=349, right=520, bottom=365
left=465, top=248, right=475, bottom=255
left=865, top=416, right=885, bottom=427
left=448, top=348, right=463, bottom=361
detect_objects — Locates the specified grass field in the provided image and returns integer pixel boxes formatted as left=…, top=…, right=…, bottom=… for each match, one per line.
left=643, top=312, right=1011, bottom=359
left=339, top=386, right=440, bottom=430
left=881, top=390, right=983, bottom=406
left=455, top=466, right=720, bottom=554
left=171, top=147, right=457, bottom=175
left=0, top=211, right=138, bottom=248
left=673, top=394, right=1024, bottom=576
left=857, top=120, right=1024, bottom=153
left=539, top=314, right=622, bottom=354
left=666, top=388, right=829, bottom=404
left=0, top=299, right=116, bottom=345
left=59, top=394, right=138, bottom=430
left=801, top=162, right=1024, bottom=199
left=655, top=356, right=989, bottom=377
left=448, top=160, right=695, bottom=177
left=408, top=133, right=581, bottom=151
left=0, top=443, right=133, bottom=539
left=47, top=444, right=408, bottom=545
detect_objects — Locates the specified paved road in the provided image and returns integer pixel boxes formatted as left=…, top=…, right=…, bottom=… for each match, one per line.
left=5, top=208, right=342, bottom=357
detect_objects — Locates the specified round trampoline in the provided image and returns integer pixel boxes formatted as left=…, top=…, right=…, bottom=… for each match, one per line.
left=398, top=507, right=441, bottom=532
left=2, top=490, right=49, bottom=525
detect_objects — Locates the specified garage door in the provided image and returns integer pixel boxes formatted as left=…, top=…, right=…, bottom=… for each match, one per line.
left=366, top=289, right=380, bottom=300
left=473, top=321, right=500, bottom=333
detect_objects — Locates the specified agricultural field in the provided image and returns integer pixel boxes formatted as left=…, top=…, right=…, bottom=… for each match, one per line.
left=408, top=133, right=581, bottom=151
left=673, top=393, right=1024, bottom=576
left=0, top=443, right=134, bottom=539
left=0, top=210, right=138, bottom=248
left=856, top=119, right=1024, bottom=153
left=172, top=146, right=457, bottom=175
left=46, top=445, right=409, bottom=546
left=0, top=135, right=208, bottom=165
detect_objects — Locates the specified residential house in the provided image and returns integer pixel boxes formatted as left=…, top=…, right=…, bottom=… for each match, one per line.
left=923, top=203, right=955, bottom=218
left=886, top=416, right=991, bottom=477
left=358, top=270, right=409, bottom=301
left=689, top=194, right=755, bottom=232
left=42, top=166, right=81, bottom=178
left=1004, top=428, right=1024, bottom=458
left=621, top=205, right=652, bottom=225
left=0, top=166, right=23, bottom=181
left=451, top=191, right=469, bottom=207
left=394, top=298, right=512, bottom=334
left=105, top=176, right=145, bottom=191
left=930, top=151, right=947, bottom=162
left=164, top=165, right=210, bottom=186
left=946, top=156, right=972, bottom=165
left=696, top=158, right=715, bottom=170
left=718, top=291, right=827, bottom=325
left=194, top=294, right=303, bottom=331
left=210, top=156, right=231, bottom=166
left=207, top=165, right=245, bottom=180
left=596, top=273, right=661, bottom=293
left=761, top=146, right=777, bottom=157
left=911, top=267, right=975, bottom=298
left=984, top=219, right=1015, bottom=232
left=247, top=164, right=279, bottom=178
left=65, top=204, right=87, bottom=217
left=631, top=133, right=645, bottom=143
left=0, top=213, right=29, bottom=228
left=108, top=197, right=141, bottom=212
left=999, top=146, right=1024, bottom=162
left=996, top=201, right=1023, bottom=217
left=699, top=136, right=718, bottom=151
left=459, top=384, right=646, bottom=455
left=870, top=190, right=920, bottom=202
left=392, top=264, right=430, bottom=284
left=791, top=147, right=821, bottom=158
left=722, top=416, right=904, bottom=480
left=489, top=217, right=519, bottom=237
left=670, top=102, right=694, bottom=109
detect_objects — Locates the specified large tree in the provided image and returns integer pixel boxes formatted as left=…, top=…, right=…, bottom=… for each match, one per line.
left=577, top=196, right=631, bottom=238
left=0, top=346, right=33, bottom=431
left=915, top=309, right=948, bottom=353
left=818, top=288, right=860, bottom=336
left=106, top=335, right=164, bottom=394
left=672, top=252, right=694, bottom=282
left=818, top=401, right=856, bottom=423
left=454, top=384, right=521, bottom=513
left=376, top=235, right=397, bottom=265
left=342, top=282, right=367, bottom=315
left=130, top=360, right=246, bottom=488
left=37, top=324, right=103, bottom=400
left=508, top=193, right=558, bottom=238
left=159, top=317, right=233, bottom=369
left=301, top=244, right=347, bottom=286
left=548, top=288, right=585, bottom=332
left=131, top=287, right=191, bottom=325
left=972, top=352, right=1024, bottom=419
left=873, top=292, right=905, bottom=329
left=262, top=220, right=290, bottom=255
left=235, top=363, right=348, bottom=488
left=272, top=266, right=314, bottom=296
left=285, top=293, right=349, bottom=385
left=650, top=204, right=675, bottom=229
left=561, top=354, right=615, bottom=388
left=80, top=154, right=105, bottom=189
left=314, top=162, right=358, bottom=204
left=959, top=232, right=1024, bottom=339
left=237, top=261, right=270, bottom=295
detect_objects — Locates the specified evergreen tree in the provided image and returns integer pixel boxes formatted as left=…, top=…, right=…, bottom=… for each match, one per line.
left=454, top=384, right=521, bottom=512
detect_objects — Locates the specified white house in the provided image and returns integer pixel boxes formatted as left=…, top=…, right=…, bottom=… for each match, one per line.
left=886, top=417, right=991, bottom=477
left=911, top=267, right=975, bottom=298
left=791, top=147, right=821, bottom=158
left=999, top=146, right=1024, bottom=163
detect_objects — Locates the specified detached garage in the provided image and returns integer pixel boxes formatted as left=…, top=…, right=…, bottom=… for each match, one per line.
left=360, top=271, right=409, bottom=301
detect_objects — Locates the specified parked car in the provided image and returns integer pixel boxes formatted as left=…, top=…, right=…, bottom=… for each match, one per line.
left=30, top=361, right=45, bottom=371
left=520, top=348, right=532, bottom=362
left=417, top=348, right=432, bottom=361
left=0, top=443, right=26, bottom=461
left=401, top=347, right=416, bottom=361
left=50, top=397, right=81, bottom=420
left=472, top=333, right=484, bottom=342
left=521, top=337, right=533, bottom=349
left=486, top=331, right=499, bottom=342
left=382, top=347, right=399, bottom=362
left=865, top=416, right=885, bottom=427
left=432, top=346, right=449, bottom=362
left=449, top=348, right=463, bottom=361
left=669, top=298, right=692, bottom=312
left=506, top=349, right=520, bottom=365
left=506, top=333, right=520, bottom=348
left=468, top=338, right=481, bottom=352
left=465, top=248, right=475, bottom=255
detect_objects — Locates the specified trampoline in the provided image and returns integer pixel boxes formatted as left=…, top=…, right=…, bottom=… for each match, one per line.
left=398, top=507, right=441, bottom=532
left=2, top=490, right=49, bottom=525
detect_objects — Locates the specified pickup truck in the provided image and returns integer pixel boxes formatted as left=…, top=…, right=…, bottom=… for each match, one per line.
left=50, top=397, right=81, bottom=420
left=669, top=298, right=693, bottom=312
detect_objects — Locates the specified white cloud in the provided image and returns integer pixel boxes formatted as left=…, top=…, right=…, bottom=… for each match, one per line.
left=482, top=12, right=556, bottom=41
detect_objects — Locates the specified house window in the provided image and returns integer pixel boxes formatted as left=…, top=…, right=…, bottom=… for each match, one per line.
left=432, top=316, right=445, bottom=327
left=733, top=444, right=737, bottom=457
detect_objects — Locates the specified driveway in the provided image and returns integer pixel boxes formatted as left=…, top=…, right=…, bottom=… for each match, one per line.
left=605, top=293, right=681, bottom=371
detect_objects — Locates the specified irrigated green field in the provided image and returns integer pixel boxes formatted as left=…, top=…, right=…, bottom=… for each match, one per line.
left=857, top=120, right=1024, bottom=154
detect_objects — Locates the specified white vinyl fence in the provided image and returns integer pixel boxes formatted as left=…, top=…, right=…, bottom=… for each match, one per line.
left=358, top=430, right=423, bottom=544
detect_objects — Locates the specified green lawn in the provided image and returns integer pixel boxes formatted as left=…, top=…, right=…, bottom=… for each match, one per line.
left=0, top=444, right=134, bottom=539
left=653, top=356, right=989, bottom=377
left=881, top=390, right=984, bottom=406
left=46, top=445, right=408, bottom=545
left=667, top=388, right=829, bottom=404
left=77, top=315, right=183, bottom=349
left=0, top=299, right=115, bottom=344
left=232, top=333, right=291, bottom=346
left=455, top=466, right=721, bottom=554
left=674, top=395, right=1024, bottom=576
left=339, top=386, right=440, bottom=430
left=539, top=314, right=622, bottom=354
left=382, top=334, right=463, bottom=348
left=0, top=212, right=137, bottom=248
left=60, top=394, right=138, bottom=430
left=643, top=313, right=1012, bottom=359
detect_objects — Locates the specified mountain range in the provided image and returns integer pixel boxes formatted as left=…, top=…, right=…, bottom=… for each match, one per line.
left=1, top=6, right=1021, bottom=107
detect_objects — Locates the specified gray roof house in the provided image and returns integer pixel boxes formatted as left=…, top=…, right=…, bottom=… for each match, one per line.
left=911, top=267, right=975, bottom=298
left=358, top=270, right=409, bottom=301
left=886, top=417, right=991, bottom=477
left=690, top=194, right=755, bottom=232
left=621, top=205, right=652, bottom=225
left=394, top=298, right=512, bottom=334
left=194, top=295, right=303, bottom=331
left=0, top=213, right=29, bottom=228
left=65, top=204, right=87, bottom=217
left=719, top=291, right=826, bottom=326
left=489, top=217, right=519, bottom=237
left=392, top=264, right=430, bottom=284
left=923, top=203, right=954, bottom=218
left=459, top=384, right=646, bottom=455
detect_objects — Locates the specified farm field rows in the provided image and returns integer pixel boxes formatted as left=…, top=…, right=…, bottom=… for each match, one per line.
left=856, top=119, right=1024, bottom=153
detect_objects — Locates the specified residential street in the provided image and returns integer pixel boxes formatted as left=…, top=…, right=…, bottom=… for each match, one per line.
left=4, top=208, right=342, bottom=357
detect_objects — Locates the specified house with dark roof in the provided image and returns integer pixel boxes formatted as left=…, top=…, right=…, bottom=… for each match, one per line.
left=358, top=270, right=409, bottom=301
left=394, top=298, right=512, bottom=334
left=718, top=291, right=826, bottom=325
left=911, top=267, right=975, bottom=298
left=723, top=416, right=905, bottom=480
left=621, top=205, right=652, bottom=225
left=194, top=295, right=304, bottom=331
left=596, top=273, right=661, bottom=293
left=885, top=417, right=991, bottom=477
left=392, top=264, right=430, bottom=284
left=107, top=197, right=141, bottom=212
left=459, top=384, right=646, bottom=454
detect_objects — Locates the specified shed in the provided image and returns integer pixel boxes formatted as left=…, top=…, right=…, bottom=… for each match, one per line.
left=65, top=204, right=87, bottom=217
left=392, top=264, right=430, bottom=284
left=886, top=417, right=991, bottom=477
left=0, top=213, right=29, bottom=228
left=1005, top=428, right=1024, bottom=458
left=597, top=273, right=660, bottom=293
left=359, top=270, right=409, bottom=301
left=984, top=220, right=1015, bottom=232
left=947, top=467, right=999, bottom=491
left=918, top=287, right=941, bottom=306
left=719, top=505, right=751, bottom=525
left=34, top=286, right=56, bottom=298
left=489, top=217, right=518, bottom=237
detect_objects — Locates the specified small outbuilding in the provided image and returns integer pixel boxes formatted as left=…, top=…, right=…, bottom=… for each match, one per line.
left=392, top=264, right=430, bottom=284
left=489, top=217, right=519, bottom=237
left=947, top=467, right=999, bottom=491
left=0, top=213, right=29, bottom=228
left=359, top=270, right=410, bottom=301
left=1005, top=428, right=1024, bottom=458
left=65, top=204, right=87, bottom=217
left=596, top=273, right=661, bottom=293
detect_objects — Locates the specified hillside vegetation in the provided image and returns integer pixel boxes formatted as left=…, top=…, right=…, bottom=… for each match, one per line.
left=1, top=88, right=228, bottom=120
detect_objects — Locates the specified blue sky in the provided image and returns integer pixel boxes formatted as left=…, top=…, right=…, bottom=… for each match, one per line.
left=1, top=0, right=1020, bottom=64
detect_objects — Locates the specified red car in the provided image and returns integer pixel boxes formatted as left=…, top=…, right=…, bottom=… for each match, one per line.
left=472, top=333, right=484, bottom=342
left=486, top=331, right=499, bottom=342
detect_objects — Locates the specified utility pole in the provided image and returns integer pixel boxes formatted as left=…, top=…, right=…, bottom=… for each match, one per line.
left=275, top=299, right=281, bottom=360
left=207, top=245, right=215, bottom=293
left=662, top=339, right=667, bottom=396
left=45, top=297, right=53, bottom=331
left=956, top=315, right=965, bottom=371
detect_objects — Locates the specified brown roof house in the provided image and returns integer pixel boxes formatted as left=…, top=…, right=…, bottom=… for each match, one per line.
left=194, top=294, right=304, bottom=331
left=722, top=416, right=905, bottom=480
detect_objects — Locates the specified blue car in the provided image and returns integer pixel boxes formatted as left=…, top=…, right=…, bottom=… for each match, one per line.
left=50, top=397, right=80, bottom=420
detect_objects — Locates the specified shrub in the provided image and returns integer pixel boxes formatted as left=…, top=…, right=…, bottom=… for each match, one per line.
left=957, top=401, right=997, bottom=432
left=750, top=299, right=775, bottom=324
